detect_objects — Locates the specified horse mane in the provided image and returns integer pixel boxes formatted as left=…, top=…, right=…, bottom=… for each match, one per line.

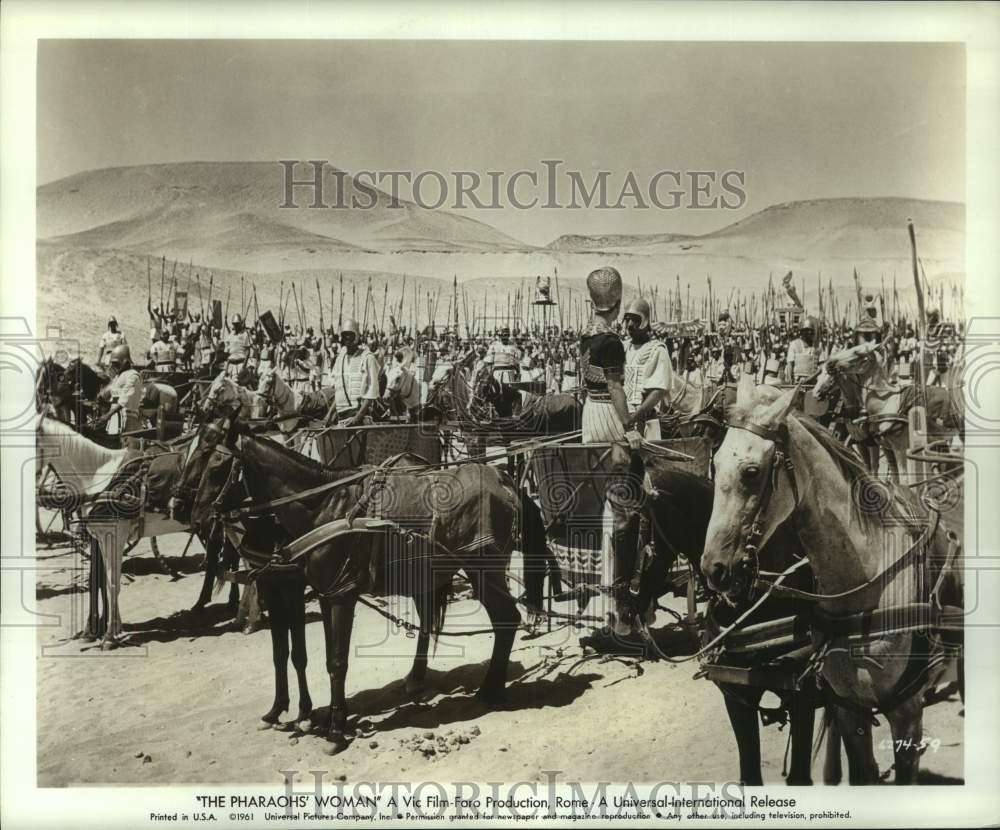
left=245, top=432, right=344, bottom=483
left=791, top=411, right=925, bottom=530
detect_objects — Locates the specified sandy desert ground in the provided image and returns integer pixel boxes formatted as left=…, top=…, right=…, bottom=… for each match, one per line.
left=34, top=524, right=964, bottom=788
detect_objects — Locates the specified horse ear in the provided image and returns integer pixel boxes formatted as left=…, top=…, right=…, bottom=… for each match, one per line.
left=736, top=371, right=755, bottom=408
left=759, top=386, right=798, bottom=428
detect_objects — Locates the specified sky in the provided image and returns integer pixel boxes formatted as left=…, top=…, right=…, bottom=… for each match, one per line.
left=37, top=40, right=965, bottom=246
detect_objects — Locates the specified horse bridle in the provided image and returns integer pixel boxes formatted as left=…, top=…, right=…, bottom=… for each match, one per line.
left=724, top=417, right=801, bottom=599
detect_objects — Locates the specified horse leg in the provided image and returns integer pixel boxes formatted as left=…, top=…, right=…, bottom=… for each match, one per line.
left=287, top=576, right=313, bottom=728
left=469, top=565, right=520, bottom=705
left=321, top=596, right=357, bottom=754
left=785, top=693, right=816, bottom=786
left=832, top=707, right=880, bottom=784
left=96, top=521, right=127, bottom=649
left=884, top=696, right=924, bottom=784
left=719, top=685, right=764, bottom=786
left=405, top=590, right=435, bottom=697
left=84, top=535, right=103, bottom=640
left=258, top=577, right=291, bottom=724
left=193, top=534, right=219, bottom=611
left=821, top=707, right=843, bottom=785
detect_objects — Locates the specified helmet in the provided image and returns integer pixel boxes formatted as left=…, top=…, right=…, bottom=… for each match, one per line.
left=586, top=266, right=622, bottom=312
left=500, top=326, right=510, bottom=337
left=340, top=318, right=359, bottom=336
left=799, top=316, right=818, bottom=332
left=109, top=344, right=131, bottom=367
left=854, top=317, right=880, bottom=335
left=108, top=316, right=118, bottom=326
left=231, top=314, right=242, bottom=325
left=623, top=297, right=651, bottom=329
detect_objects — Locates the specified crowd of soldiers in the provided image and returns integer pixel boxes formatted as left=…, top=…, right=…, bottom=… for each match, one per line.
left=88, top=275, right=963, bottom=434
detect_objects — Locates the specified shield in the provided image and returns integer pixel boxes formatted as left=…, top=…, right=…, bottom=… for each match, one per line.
left=211, top=299, right=223, bottom=330
left=259, top=310, right=283, bottom=343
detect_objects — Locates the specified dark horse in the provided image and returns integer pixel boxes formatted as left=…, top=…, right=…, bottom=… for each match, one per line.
left=171, top=411, right=538, bottom=753
left=472, top=365, right=582, bottom=436
left=523, top=442, right=836, bottom=786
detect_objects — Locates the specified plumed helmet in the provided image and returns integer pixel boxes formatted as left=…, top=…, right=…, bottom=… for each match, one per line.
left=340, top=318, right=359, bottom=336
left=799, top=316, right=818, bottom=332
left=109, top=344, right=131, bottom=366
left=623, top=297, right=652, bottom=329
left=586, top=266, right=623, bottom=312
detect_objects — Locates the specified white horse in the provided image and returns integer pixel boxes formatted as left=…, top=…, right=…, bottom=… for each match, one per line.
left=205, top=373, right=265, bottom=421
left=36, top=415, right=192, bottom=648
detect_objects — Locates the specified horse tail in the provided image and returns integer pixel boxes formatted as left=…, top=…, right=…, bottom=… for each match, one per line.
left=519, top=490, right=556, bottom=610
left=429, top=576, right=452, bottom=644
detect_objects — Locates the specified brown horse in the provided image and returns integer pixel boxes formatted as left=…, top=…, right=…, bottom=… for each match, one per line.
left=170, top=411, right=525, bottom=753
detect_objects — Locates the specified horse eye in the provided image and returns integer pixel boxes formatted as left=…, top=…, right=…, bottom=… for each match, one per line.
left=741, top=465, right=760, bottom=481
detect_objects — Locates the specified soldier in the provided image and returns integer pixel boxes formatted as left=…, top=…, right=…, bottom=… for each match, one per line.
left=149, top=329, right=176, bottom=372
left=225, top=314, right=252, bottom=379
left=784, top=316, right=819, bottom=382
left=486, top=326, right=521, bottom=385
left=622, top=297, right=672, bottom=441
left=96, top=316, right=127, bottom=368
left=95, top=344, right=143, bottom=439
left=327, top=318, right=380, bottom=426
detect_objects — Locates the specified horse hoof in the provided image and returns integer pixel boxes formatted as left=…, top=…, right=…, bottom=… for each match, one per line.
left=324, top=736, right=349, bottom=756
left=475, top=688, right=508, bottom=708
left=260, top=706, right=287, bottom=725
left=296, top=717, right=313, bottom=734
left=613, top=619, right=633, bottom=637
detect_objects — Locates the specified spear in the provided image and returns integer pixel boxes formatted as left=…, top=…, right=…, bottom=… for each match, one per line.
left=240, top=274, right=245, bottom=323
left=147, top=257, right=152, bottom=315
left=253, top=284, right=260, bottom=325
left=168, top=258, right=178, bottom=311
left=338, top=273, right=344, bottom=329
left=707, top=275, right=714, bottom=331
left=316, top=277, right=325, bottom=335
left=362, top=276, right=372, bottom=332
left=908, top=220, right=926, bottom=337
left=207, top=273, right=214, bottom=323
left=224, top=285, right=231, bottom=328
left=196, top=273, right=204, bottom=317
left=291, top=281, right=302, bottom=330
left=382, top=283, right=390, bottom=333
left=554, top=266, right=564, bottom=331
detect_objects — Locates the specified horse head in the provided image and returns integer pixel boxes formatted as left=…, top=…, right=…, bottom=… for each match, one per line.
left=169, top=411, right=240, bottom=526
left=701, top=382, right=797, bottom=602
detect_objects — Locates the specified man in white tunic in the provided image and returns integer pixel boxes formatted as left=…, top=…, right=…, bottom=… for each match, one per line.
left=622, top=298, right=672, bottom=441
left=328, top=318, right=380, bottom=426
